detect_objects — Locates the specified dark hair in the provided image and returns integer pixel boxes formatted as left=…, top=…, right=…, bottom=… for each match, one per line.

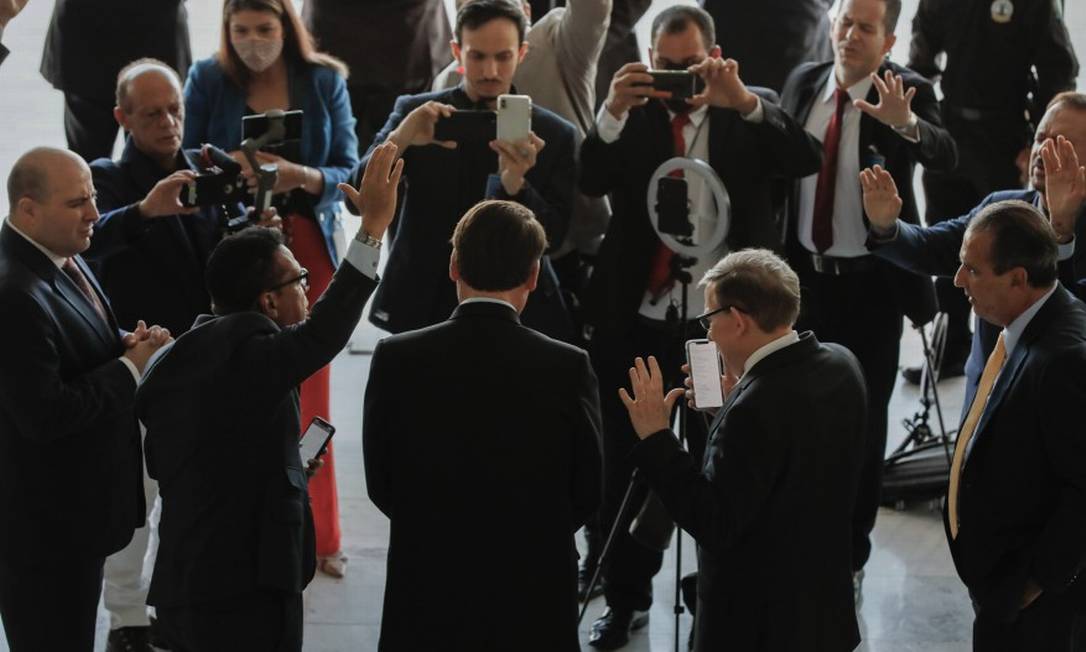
left=455, top=0, right=528, bottom=44
left=218, top=0, right=348, bottom=90
left=966, top=200, right=1058, bottom=288
left=699, top=249, right=801, bottom=331
left=115, top=58, right=182, bottom=113
left=450, top=200, right=547, bottom=291
left=1047, top=91, right=1086, bottom=112
left=650, top=5, right=715, bottom=51
left=205, top=226, right=286, bottom=314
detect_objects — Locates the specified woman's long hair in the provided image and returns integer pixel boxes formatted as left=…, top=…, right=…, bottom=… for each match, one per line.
left=217, top=0, right=349, bottom=89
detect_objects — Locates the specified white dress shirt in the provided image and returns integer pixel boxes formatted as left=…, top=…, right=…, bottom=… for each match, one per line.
left=459, top=296, right=518, bottom=313
left=741, top=330, right=801, bottom=379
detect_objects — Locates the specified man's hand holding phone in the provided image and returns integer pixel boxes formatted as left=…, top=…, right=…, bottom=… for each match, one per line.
left=389, top=101, right=458, bottom=151
left=490, top=132, right=545, bottom=196
left=687, top=58, right=759, bottom=114
left=605, top=62, right=671, bottom=121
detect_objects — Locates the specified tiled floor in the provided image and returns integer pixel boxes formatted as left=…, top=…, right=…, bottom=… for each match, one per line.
left=3, top=0, right=1085, bottom=650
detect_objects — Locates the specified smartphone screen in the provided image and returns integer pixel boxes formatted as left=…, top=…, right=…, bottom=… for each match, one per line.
left=686, top=339, right=724, bottom=409
left=298, top=417, right=335, bottom=463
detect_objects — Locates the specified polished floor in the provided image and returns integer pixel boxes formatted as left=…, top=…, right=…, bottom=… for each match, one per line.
left=2, top=0, right=1085, bottom=650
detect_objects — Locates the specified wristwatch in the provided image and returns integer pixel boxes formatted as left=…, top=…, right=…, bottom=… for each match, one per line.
left=355, top=231, right=382, bottom=249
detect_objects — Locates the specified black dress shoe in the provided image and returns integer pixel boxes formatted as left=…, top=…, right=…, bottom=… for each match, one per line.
left=902, top=356, right=966, bottom=385
left=588, top=606, right=649, bottom=650
left=106, top=626, right=153, bottom=652
left=578, top=565, right=605, bottom=602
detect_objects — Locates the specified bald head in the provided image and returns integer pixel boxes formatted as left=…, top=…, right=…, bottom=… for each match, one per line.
left=116, top=59, right=182, bottom=114
left=7, top=147, right=83, bottom=208
left=8, top=147, right=99, bottom=257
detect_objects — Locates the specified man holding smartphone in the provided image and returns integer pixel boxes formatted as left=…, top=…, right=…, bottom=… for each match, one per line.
left=619, top=249, right=868, bottom=652
left=133, top=143, right=403, bottom=652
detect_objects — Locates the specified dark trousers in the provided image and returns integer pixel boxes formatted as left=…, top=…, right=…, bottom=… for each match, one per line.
left=64, top=92, right=121, bottom=163
left=794, top=257, right=903, bottom=570
left=0, top=554, right=104, bottom=651
left=590, top=317, right=709, bottom=611
left=973, top=593, right=1084, bottom=651
left=922, top=115, right=1026, bottom=358
left=156, top=590, right=303, bottom=652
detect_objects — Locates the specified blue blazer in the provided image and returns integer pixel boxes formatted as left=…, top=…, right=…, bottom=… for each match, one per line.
left=182, top=56, right=359, bottom=264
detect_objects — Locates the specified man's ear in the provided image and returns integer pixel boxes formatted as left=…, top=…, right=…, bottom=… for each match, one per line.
left=709, top=45, right=722, bottom=59
left=881, top=33, right=897, bottom=58
left=113, top=106, right=129, bottom=132
left=450, top=39, right=462, bottom=66
left=1009, top=267, right=1029, bottom=289
left=518, top=41, right=529, bottom=64
left=525, top=259, right=541, bottom=292
left=258, top=291, right=277, bottom=319
left=449, top=252, right=461, bottom=282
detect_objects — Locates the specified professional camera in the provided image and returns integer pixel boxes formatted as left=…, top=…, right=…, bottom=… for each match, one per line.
left=179, top=145, right=247, bottom=209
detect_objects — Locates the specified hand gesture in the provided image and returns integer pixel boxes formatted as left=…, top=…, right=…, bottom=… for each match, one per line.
left=687, top=58, right=758, bottom=114
left=250, top=151, right=297, bottom=194
left=138, top=170, right=199, bottom=218
left=618, top=356, right=685, bottom=440
left=392, top=101, right=457, bottom=150
left=249, top=207, right=283, bottom=231
left=0, top=0, right=29, bottom=28
left=490, top=132, right=545, bottom=196
left=337, top=141, right=404, bottom=241
left=122, top=320, right=173, bottom=374
left=1040, top=135, right=1086, bottom=242
left=854, top=71, right=916, bottom=129
left=859, top=165, right=903, bottom=231
left=605, top=62, right=669, bottom=120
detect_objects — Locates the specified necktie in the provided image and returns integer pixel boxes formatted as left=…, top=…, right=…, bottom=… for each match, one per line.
left=62, top=257, right=109, bottom=325
left=947, top=332, right=1007, bottom=539
left=810, top=88, right=851, bottom=253
left=646, top=112, right=692, bottom=301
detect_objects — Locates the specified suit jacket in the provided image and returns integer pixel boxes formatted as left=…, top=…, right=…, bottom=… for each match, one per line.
left=86, top=139, right=223, bottom=336
left=363, top=301, right=602, bottom=651
left=40, top=0, right=191, bottom=102
left=578, top=92, right=823, bottom=332
left=0, top=223, right=144, bottom=558
left=945, top=286, right=1086, bottom=623
left=136, top=261, right=376, bottom=606
left=633, top=332, right=866, bottom=651
left=353, top=86, right=577, bottom=337
left=182, top=57, right=359, bottom=266
left=780, top=60, right=957, bottom=325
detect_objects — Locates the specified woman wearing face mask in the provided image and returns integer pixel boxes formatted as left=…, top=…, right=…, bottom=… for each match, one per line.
left=182, top=0, right=359, bottom=579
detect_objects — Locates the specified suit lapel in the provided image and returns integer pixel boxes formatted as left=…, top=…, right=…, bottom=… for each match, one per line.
left=967, top=342, right=1027, bottom=458
left=55, top=256, right=117, bottom=347
left=793, top=64, right=833, bottom=127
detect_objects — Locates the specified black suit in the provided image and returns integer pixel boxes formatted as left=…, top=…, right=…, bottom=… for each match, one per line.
left=86, top=139, right=224, bottom=336
left=633, top=332, right=866, bottom=651
left=780, top=59, right=957, bottom=570
left=135, top=258, right=377, bottom=651
left=40, top=0, right=191, bottom=161
left=0, top=223, right=144, bottom=650
left=363, top=301, right=602, bottom=651
left=351, top=87, right=577, bottom=340
left=577, top=93, right=822, bottom=611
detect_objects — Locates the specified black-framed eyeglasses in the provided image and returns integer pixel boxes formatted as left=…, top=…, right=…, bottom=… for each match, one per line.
left=268, top=268, right=310, bottom=293
left=696, top=305, right=742, bottom=330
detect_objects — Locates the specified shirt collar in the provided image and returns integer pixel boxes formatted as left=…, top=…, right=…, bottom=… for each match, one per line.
left=741, top=330, right=801, bottom=378
left=1002, top=285, right=1058, bottom=356
left=460, top=296, right=518, bottom=313
left=667, top=104, right=709, bottom=128
left=821, top=72, right=874, bottom=106
left=6, top=219, right=66, bottom=269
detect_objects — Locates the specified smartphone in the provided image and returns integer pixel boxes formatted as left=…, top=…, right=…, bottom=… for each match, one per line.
left=178, top=171, right=244, bottom=208
left=242, top=110, right=304, bottom=159
left=433, top=110, right=497, bottom=144
left=656, top=176, right=693, bottom=237
left=647, top=70, right=706, bottom=101
left=685, top=339, right=724, bottom=410
left=298, top=416, right=336, bottom=463
left=496, top=94, right=532, bottom=143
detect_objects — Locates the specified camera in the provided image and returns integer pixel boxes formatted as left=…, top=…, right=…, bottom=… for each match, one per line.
left=656, top=176, right=693, bottom=238
left=645, top=71, right=706, bottom=102
left=179, top=167, right=248, bottom=209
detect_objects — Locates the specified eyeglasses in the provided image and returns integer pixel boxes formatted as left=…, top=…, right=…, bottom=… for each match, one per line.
left=696, top=305, right=743, bottom=330
left=268, top=268, right=310, bottom=293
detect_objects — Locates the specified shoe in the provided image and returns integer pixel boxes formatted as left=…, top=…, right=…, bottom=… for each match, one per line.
left=901, top=356, right=966, bottom=385
left=106, top=626, right=153, bottom=652
left=318, top=550, right=348, bottom=578
left=578, top=564, right=605, bottom=602
left=588, top=606, right=649, bottom=650
left=853, top=569, right=865, bottom=610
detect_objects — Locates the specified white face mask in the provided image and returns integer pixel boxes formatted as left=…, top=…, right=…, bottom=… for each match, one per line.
left=233, top=37, right=283, bottom=73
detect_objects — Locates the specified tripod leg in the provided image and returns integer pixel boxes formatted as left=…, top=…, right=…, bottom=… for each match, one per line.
left=579, top=470, right=641, bottom=626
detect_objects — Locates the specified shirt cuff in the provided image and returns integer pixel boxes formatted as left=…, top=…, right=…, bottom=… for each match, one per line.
left=1058, top=236, right=1075, bottom=261
left=740, top=96, right=764, bottom=123
left=343, top=236, right=380, bottom=279
left=118, top=357, right=141, bottom=384
left=868, top=221, right=900, bottom=243
left=893, top=113, right=921, bottom=143
left=595, top=104, right=628, bottom=144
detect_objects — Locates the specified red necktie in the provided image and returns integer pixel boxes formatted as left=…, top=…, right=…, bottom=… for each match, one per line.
left=646, top=112, right=691, bottom=301
left=811, top=88, right=851, bottom=253
left=62, top=257, right=109, bottom=325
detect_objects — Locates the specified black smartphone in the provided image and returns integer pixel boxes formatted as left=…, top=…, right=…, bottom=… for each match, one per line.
left=648, top=71, right=706, bottom=101
left=656, top=176, right=693, bottom=237
left=178, top=171, right=245, bottom=208
left=298, top=416, right=336, bottom=463
left=242, top=110, right=304, bottom=159
left=433, top=110, right=497, bottom=144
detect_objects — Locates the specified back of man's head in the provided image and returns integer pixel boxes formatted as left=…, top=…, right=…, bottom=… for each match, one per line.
left=967, top=200, right=1058, bottom=288
left=451, top=200, right=547, bottom=292
left=205, top=226, right=285, bottom=315
left=455, top=0, right=528, bottom=43
left=700, top=249, right=801, bottom=333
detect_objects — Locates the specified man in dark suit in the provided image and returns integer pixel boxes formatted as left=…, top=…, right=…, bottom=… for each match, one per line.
left=862, top=192, right=1086, bottom=650
left=349, top=0, right=576, bottom=341
left=134, top=143, right=402, bottom=651
left=363, top=199, right=602, bottom=651
left=702, top=0, right=833, bottom=93
left=40, top=0, right=191, bottom=162
left=618, top=249, right=866, bottom=652
left=778, top=0, right=957, bottom=596
left=578, top=6, right=823, bottom=646
left=0, top=147, right=171, bottom=651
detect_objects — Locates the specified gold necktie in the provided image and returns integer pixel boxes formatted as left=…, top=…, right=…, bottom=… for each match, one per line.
left=948, top=332, right=1006, bottom=539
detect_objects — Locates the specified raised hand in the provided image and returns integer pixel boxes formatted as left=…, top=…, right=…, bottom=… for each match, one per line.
left=337, top=141, right=404, bottom=241
left=1040, top=135, right=1086, bottom=242
left=687, top=58, right=758, bottom=114
left=618, top=356, right=685, bottom=440
left=138, top=170, right=199, bottom=218
left=854, top=70, right=916, bottom=130
left=122, top=320, right=173, bottom=374
left=0, top=0, right=29, bottom=28
left=860, top=165, right=903, bottom=232
left=605, top=62, right=670, bottom=120
left=390, top=101, right=457, bottom=151
left=490, top=132, right=545, bottom=196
